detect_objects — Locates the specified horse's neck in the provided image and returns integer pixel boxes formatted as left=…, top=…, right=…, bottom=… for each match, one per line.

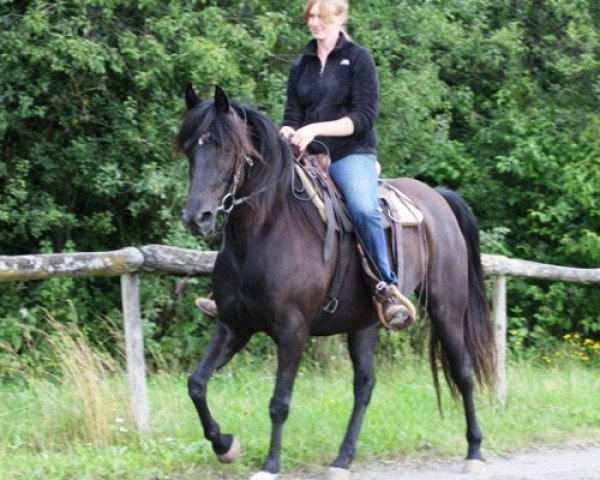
left=223, top=156, right=312, bottom=255
left=226, top=196, right=289, bottom=246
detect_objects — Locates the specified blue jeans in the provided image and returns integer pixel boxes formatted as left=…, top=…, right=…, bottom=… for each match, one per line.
left=329, top=153, right=397, bottom=285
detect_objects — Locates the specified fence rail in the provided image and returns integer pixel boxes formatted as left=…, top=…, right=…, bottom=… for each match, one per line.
left=1, top=246, right=599, bottom=428
left=0, top=245, right=216, bottom=280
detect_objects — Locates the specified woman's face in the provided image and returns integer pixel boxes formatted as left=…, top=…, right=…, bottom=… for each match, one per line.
left=306, top=3, right=345, bottom=43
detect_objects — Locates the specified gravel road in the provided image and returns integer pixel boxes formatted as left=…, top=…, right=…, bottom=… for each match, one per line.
left=277, top=442, right=600, bottom=480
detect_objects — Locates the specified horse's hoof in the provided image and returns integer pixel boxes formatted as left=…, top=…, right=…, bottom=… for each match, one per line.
left=249, top=471, right=278, bottom=480
left=463, top=459, right=487, bottom=475
left=327, top=467, right=351, bottom=480
left=217, top=437, right=240, bottom=463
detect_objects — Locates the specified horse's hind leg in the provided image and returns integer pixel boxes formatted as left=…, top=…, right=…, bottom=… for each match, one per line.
left=456, top=353, right=484, bottom=461
left=187, top=321, right=250, bottom=462
left=330, top=325, right=379, bottom=476
left=452, top=350, right=487, bottom=474
left=443, top=338, right=483, bottom=460
left=430, top=306, right=484, bottom=464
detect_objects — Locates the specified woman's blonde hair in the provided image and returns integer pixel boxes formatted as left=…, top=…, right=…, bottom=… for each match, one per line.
left=303, top=0, right=349, bottom=24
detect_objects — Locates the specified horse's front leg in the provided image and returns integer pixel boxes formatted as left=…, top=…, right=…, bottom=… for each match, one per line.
left=252, top=327, right=308, bottom=480
left=329, top=325, right=379, bottom=480
left=187, top=321, right=250, bottom=462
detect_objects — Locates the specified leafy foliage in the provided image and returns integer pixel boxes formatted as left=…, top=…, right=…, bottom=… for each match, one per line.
left=1, top=0, right=599, bottom=377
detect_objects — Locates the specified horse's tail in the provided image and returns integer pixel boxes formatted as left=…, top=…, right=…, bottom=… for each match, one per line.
left=433, top=186, right=496, bottom=391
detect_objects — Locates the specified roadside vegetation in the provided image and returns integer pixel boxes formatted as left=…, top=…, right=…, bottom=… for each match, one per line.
left=1, top=1, right=599, bottom=478
left=1, top=320, right=599, bottom=480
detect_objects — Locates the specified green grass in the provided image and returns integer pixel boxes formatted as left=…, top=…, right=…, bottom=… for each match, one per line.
left=1, top=355, right=600, bottom=479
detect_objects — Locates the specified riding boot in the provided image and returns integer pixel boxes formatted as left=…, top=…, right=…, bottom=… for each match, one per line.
left=195, top=294, right=219, bottom=318
left=372, top=282, right=416, bottom=331
left=355, top=240, right=416, bottom=330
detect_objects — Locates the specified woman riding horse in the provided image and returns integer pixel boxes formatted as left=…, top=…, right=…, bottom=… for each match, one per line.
left=196, top=0, right=415, bottom=328
left=177, top=83, right=495, bottom=480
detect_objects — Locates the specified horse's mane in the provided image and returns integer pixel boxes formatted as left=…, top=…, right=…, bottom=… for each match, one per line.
left=176, top=98, right=324, bottom=233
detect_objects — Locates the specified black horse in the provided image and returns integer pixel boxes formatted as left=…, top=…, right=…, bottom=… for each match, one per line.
left=177, top=85, right=495, bottom=480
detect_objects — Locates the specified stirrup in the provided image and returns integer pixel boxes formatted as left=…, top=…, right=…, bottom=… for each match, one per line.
left=195, top=294, right=219, bottom=318
left=373, top=283, right=416, bottom=331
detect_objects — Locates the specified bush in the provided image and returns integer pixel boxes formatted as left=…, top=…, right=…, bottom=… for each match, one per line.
left=1, top=0, right=599, bottom=378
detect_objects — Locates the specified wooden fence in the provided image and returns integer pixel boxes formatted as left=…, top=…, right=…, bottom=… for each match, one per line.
left=1, top=245, right=599, bottom=429
left=0, top=245, right=216, bottom=432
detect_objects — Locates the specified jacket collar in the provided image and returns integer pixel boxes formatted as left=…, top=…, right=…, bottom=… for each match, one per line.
left=302, top=32, right=351, bottom=57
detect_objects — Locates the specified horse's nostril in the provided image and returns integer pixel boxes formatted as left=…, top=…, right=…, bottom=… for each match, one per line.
left=182, top=209, right=215, bottom=236
left=182, top=210, right=212, bottom=228
left=199, top=211, right=212, bottom=224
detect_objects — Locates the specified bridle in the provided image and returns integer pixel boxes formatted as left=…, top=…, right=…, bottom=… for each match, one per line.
left=217, top=149, right=255, bottom=215
left=194, top=117, right=279, bottom=232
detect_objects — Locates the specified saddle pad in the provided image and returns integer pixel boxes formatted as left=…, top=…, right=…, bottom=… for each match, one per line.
left=377, top=182, right=424, bottom=226
left=294, top=164, right=424, bottom=227
left=294, top=164, right=327, bottom=222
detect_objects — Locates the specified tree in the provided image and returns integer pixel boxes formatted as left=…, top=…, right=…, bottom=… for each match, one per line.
left=1, top=0, right=598, bottom=377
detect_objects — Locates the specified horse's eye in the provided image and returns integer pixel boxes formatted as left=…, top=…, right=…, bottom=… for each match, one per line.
left=198, top=132, right=211, bottom=146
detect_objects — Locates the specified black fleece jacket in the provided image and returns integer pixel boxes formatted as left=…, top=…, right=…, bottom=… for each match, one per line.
left=282, top=34, right=379, bottom=162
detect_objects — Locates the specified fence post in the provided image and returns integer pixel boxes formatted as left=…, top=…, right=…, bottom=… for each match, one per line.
left=121, top=272, right=150, bottom=431
left=492, top=275, right=507, bottom=404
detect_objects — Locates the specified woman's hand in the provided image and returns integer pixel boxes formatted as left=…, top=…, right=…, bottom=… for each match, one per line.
left=290, top=125, right=317, bottom=151
left=281, top=118, right=354, bottom=151
left=280, top=126, right=296, bottom=141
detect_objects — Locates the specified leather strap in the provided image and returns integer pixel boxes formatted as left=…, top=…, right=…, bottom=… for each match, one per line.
left=318, top=176, right=337, bottom=263
left=379, top=197, right=404, bottom=291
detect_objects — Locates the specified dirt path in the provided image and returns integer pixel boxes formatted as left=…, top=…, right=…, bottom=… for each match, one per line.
left=280, top=442, right=600, bottom=480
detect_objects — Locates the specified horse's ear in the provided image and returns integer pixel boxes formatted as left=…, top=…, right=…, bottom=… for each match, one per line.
left=214, top=85, right=230, bottom=113
left=185, top=83, right=200, bottom=110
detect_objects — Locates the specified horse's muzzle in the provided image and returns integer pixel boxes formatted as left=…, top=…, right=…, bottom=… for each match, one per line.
left=182, top=209, right=216, bottom=237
